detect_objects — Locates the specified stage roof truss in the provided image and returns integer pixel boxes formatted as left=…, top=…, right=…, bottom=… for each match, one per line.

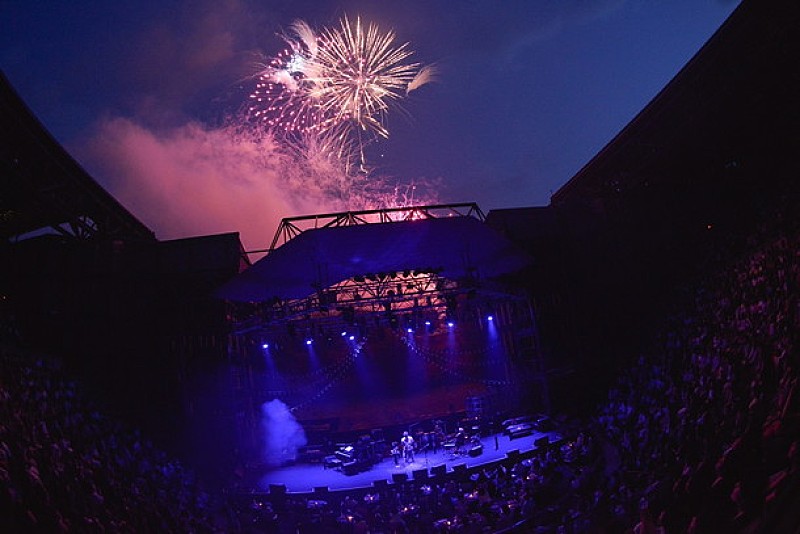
left=263, top=202, right=486, bottom=254
left=230, top=268, right=525, bottom=335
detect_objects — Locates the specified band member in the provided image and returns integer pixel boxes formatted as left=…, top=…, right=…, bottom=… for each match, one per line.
left=432, top=422, right=445, bottom=453
left=401, top=431, right=415, bottom=463
left=391, top=442, right=401, bottom=466
left=454, top=427, right=466, bottom=455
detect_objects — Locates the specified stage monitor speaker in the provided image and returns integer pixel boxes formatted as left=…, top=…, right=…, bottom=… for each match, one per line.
left=534, top=436, right=549, bottom=448
left=412, top=468, right=429, bottom=481
left=269, top=484, right=286, bottom=495
left=373, top=479, right=389, bottom=489
left=430, top=464, right=447, bottom=477
left=343, top=461, right=360, bottom=475
left=391, top=473, right=408, bottom=484
left=468, top=444, right=483, bottom=457
left=506, top=449, right=520, bottom=461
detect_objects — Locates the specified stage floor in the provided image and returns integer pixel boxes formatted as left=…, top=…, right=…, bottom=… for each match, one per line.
left=254, top=430, right=559, bottom=494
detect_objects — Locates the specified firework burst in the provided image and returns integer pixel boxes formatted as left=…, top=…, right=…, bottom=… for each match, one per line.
left=248, top=21, right=330, bottom=134
left=241, top=15, right=437, bottom=219
left=249, top=16, right=433, bottom=150
left=306, top=16, right=421, bottom=139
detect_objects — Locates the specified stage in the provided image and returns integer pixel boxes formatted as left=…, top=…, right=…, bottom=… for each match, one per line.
left=254, top=430, right=559, bottom=494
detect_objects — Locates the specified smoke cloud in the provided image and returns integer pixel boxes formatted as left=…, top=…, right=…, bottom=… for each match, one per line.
left=260, top=399, right=307, bottom=467
left=76, top=116, right=437, bottom=254
left=77, top=117, right=341, bottom=252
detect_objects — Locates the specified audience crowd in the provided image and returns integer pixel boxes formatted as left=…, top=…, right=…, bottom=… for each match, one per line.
left=0, top=347, right=225, bottom=532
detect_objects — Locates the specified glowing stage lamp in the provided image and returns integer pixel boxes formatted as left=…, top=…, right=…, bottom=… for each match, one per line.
left=305, top=339, right=313, bottom=346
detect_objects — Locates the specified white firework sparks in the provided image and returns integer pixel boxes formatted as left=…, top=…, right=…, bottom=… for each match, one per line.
left=250, top=15, right=433, bottom=145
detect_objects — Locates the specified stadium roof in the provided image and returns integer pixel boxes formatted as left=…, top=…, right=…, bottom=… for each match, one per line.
left=217, top=214, right=532, bottom=302
left=551, top=0, right=800, bottom=207
left=1, top=70, right=154, bottom=242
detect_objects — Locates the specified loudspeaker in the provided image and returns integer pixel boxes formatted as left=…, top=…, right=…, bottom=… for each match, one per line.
left=391, top=473, right=408, bottom=484
left=534, top=436, right=549, bottom=448
left=430, top=464, right=447, bottom=477
left=468, top=444, right=483, bottom=457
left=268, top=484, right=286, bottom=495
left=466, top=395, right=485, bottom=418
left=506, top=449, right=520, bottom=461
left=373, top=479, right=389, bottom=489
left=343, top=461, right=360, bottom=475
left=412, top=468, right=429, bottom=481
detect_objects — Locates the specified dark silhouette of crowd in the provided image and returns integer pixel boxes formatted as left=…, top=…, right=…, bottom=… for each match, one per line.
left=0, top=342, right=225, bottom=532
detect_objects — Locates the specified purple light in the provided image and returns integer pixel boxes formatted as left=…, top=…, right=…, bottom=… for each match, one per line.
left=340, top=331, right=347, bottom=337
left=407, top=327, right=413, bottom=333
left=424, top=321, right=431, bottom=326
left=447, top=321, right=455, bottom=328
left=487, top=315, right=494, bottom=322
left=262, top=343, right=269, bottom=349
left=305, top=339, right=313, bottom=346
left=349, top=335, right=355, bottom=341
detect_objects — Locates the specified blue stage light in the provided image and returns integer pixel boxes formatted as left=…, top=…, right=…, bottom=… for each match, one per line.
left=424, top=321, right=431, bottom=326
left=340, top=331, right=347, bottom=337
left=262, top=343, right=269, bottom=349
left=349, top=335, right=355, bottom=341
left=305, top=339, right=313, bottom=346
left=447, top=321, right=455, bottom=328
left=487, top=315, right=494, bottom=322
left=407, top=327, right=413, bottom=333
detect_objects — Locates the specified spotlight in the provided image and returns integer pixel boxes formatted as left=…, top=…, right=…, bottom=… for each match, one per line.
left=447, top=321, right=455, bottom=328
left=487, top=315, right=494, bottom=322
left=305, top=339, right=313, bottom=346
left=340, top=331, right=347, bottom=337
left=407, top=327, right=413, bottom=333
left=349, top=335, right=355, bottom=341
left=424, top=321, right=431, bottom=326
left=262, top=343, right=269, bottom=349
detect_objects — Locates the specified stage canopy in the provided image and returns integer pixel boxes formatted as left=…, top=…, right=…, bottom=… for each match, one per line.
left=217, top=214, right=532, bottom=302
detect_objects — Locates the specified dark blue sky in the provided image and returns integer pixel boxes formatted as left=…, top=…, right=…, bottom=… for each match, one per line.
left=0, top=0, right=739, bottom=246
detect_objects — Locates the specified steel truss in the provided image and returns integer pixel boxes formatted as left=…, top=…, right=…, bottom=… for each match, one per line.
left=233, top=270, right=460, bottom=332
left=261, top=202, right=485, bottom=253
left=232, top=202, right=526, bottom=335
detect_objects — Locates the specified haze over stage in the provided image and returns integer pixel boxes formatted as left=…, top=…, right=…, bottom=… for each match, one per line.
left=217, top=214, right=532, bottom=302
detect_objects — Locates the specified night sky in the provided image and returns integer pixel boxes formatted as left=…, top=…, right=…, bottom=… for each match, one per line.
left=1, top=0, right=739, bottom=251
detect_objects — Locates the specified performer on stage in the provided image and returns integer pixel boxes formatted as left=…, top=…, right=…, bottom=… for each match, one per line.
left=433, top=422, right=445, bottom=454
left=391, top=442, right=401, bottom=466
left=454, top=427, right=466, bottom=455
left=401, top=431, right=415, bottom=463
